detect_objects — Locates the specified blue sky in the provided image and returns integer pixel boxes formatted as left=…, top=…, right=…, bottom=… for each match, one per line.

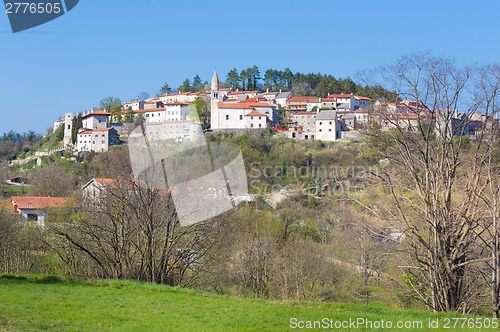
left=1, top=0, right=500, bottom=134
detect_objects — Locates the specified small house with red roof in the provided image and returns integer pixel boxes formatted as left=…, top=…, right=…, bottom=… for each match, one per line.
left=11, top=196, right=69, bottom=225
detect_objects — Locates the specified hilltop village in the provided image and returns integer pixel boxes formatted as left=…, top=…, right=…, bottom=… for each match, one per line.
left=52, top=71, right=490, bottom=154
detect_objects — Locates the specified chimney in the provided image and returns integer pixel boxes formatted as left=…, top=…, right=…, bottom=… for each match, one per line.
left=266, top=88, right=269, bottom=93
left=279, top=89, right=282, bottom=93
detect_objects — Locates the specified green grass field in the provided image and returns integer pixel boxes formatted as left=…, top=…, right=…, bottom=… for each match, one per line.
left=0, top=275, right=496, bottom=331
left=0, top=183, right=29, bottom=197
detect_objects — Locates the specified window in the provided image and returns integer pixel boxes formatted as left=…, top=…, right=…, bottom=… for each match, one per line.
left=93, top=141, right=95, bottom=144
left=102, top=140, right=105, bottom=144
left=146, top=114, right=149, bottom=118
left=102, top=134, right=105, bottom=137
left=319, top=121, right=322, bottom=125
left=259, top=116, right=261, bottom=120
left=27, top=214, right=38, bottom=221
left=259, top=124, right=262, bottom=128
left=319, top=129, right=322, bottom=132
left=226, top=115, right=229, bottom=120
left=329, top=129, right=332, bottom=132
left=329, top=121, right=332, bottom=125
left=251, top=124, right=254, bottom=127
left=239, top=115, right=243, bottom=120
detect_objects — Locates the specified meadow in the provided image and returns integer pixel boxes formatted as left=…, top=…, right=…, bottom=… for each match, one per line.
left=0, top=274, right=495, bottom=331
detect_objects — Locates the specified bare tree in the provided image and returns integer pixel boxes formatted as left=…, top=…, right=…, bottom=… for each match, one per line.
left=43, top=148, right=222, bottom=286
left=31, top=164, right=76, bottom=197
left=361, top=54, right=499, bottom=312
left=472, top=64, right=500, bottom=317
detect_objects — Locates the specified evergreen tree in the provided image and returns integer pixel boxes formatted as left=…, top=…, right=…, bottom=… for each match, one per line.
left=179, top=79, right=191, bottom=92
left=159, top=82, right=172, bottom=95
left=191, top=75, right=202, bottom=92
left=226, top=68, right=240, bottom=90
left=250, top=65, right=261, bottom=90
left=71, top=113, right=82, bottom=144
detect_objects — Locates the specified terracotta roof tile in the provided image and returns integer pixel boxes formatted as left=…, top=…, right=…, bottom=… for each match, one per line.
left=245, top=110, right=266, bottom=117
left=11, top=196, right=68, bottom=210
left=217, top=103, right=253, bottom=109
left=82, top=110, right=110, bottom=118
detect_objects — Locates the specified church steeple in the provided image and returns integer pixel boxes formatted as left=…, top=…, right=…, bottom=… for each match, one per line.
left=211, top=71, right=219, bottom=91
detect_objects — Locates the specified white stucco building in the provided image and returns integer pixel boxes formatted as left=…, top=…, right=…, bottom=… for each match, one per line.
left=77, top=127, right=119, bottom=152
left=123, top=100, right=145, bottom=111
left=315, top=111, right=341, bottom=141
left=82, top=110, right=110, bottom=130
left=136, top=102, right=189, bottom=123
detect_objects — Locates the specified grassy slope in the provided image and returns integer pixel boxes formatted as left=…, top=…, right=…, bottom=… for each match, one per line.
left=0, top=183, right=30, bottom=197
left=0, top=275, right=494, bottom=332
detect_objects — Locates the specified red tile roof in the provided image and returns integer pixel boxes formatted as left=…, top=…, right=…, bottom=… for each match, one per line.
left=217, top=103, right=253, bottom=109
left=94, top=178, right=115, bottom=186
left=11, top=196, right=68, bottom=210
left=287, top=96, right=319, bottom=103
left=239, top=101, right=275, bottom=108
left=245, top=110, right=266, bottom=117
left=95, top=127, right=113, bottom=131
left=82, top=110, right=110, bottom=118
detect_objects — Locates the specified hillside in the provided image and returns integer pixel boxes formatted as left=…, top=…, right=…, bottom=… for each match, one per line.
left=0, top=275, right=496, bottom=332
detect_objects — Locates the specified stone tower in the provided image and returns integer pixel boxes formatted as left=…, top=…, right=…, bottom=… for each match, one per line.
left=63, top=112, right=74, bottom=146
left=210, top=71, right=223, bottom=130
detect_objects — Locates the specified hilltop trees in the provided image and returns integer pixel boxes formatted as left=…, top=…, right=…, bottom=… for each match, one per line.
left=0, top=131, right=41, bottom=161
left=99, top=97, right=122, bottom=122
left=158, top=82, right=172, bottom=95
left=71, top=113, right=82, bottom=144
left=223, top=66, right=392, bottom=99
left=226, top=68, right=240, bottom=90
left=179, top=79, right=191, bottom=92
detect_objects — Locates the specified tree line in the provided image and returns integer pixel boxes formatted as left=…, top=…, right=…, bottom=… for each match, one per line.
left=0, top=131, right=42, bottom=161
left=157, top=66, right=396, bottom=100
